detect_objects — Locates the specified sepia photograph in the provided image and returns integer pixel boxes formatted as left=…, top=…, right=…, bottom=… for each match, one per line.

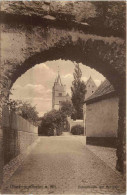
left=0, top=1, right=126, bottom=194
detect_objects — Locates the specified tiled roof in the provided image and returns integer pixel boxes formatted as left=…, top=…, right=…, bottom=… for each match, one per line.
left=85, top=79, right=115, bottom=103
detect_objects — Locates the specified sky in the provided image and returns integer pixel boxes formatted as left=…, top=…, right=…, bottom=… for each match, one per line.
left=10, top=60, right=105, bottom=117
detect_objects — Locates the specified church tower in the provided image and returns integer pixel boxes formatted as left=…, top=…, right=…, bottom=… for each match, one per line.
left=52, top=72, right=67, bottom=110
left=85, top=76, right=97, bottom=99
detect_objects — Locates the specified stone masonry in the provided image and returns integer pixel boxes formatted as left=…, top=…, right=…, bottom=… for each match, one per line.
left=2, top=106, right=38, bottom=166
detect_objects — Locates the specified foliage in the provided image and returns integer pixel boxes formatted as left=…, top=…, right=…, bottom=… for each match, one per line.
left=39, top=109, right=66, bottom=136
left=71, top=125, right=84, bottom=135
left=60, top=100, right=75, bottom=117
left=71, top=62, right=86, bottom=119
left=91, top=2, right=126, bottom=36
left=7, top=99, right=39, bottom=126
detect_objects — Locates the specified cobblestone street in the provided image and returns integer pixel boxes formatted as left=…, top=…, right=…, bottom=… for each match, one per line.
left=2, top=134, right=126, bottom=194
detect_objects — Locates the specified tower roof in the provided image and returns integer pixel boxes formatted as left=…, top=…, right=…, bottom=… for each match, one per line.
left=54, top=71, right=63, bottom=86
left=85, top=76, right=97, bottom=87
left=56, top=73, right=62, bottom=85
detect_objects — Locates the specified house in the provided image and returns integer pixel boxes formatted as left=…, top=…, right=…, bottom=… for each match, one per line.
left=84, top=79, right=118, bottom=148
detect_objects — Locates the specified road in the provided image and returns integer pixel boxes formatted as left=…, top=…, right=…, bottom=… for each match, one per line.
left=2, top=133, right=125, bottom=194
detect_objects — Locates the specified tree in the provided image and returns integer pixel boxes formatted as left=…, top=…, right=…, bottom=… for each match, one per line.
left=7, top=99, right=39, bottom=126
left=60, top=100, right=75, bottom=132
left=60, top=100, right=75, bottom=117
left=71, top=62, right=86, bottom=119
left=91, top=2, right=126, bottom=37
left=39, top=109, right=66, bottom=136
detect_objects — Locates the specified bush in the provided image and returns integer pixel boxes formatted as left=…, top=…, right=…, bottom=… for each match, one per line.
left=47, top=128, right=54, bottom=136
left=71, top=125, right=84, bottom=135
left=38, top=110, right=66, bottom=136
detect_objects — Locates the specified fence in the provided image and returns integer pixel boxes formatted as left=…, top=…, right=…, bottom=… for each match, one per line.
left=2, top=106, right=38, bottom=165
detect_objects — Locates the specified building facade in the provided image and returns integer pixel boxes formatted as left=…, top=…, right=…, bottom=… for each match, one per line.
left=52, top=73, right=71, bottom=110
left=84, top=79, right=118, bottom=148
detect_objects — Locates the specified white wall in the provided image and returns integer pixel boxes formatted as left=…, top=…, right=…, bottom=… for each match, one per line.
left=67, top=117, right=84, bottom=131
left=84, top=96, right=119, bottom=137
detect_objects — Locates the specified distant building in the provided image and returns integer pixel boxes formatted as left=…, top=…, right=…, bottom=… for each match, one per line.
left=85, top=76, right=97, bottom=100
left=84, top=79, right=118, bottom=148
left=52, top=74, right=97, bottom=110
left=52, top=72, right=71, bottom=110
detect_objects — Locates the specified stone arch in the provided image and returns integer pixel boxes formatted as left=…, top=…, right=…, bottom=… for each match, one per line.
left=3, top=32, right=126, bottom=171
left=2, top=29, right=125, bottom=92
left=0, top=1, right=126, bottom=186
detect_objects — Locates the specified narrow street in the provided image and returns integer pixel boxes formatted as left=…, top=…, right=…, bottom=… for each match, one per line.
left=2, top=133, right=125, bottom=194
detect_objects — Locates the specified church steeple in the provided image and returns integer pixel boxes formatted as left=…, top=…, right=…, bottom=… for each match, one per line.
left=54, top=66, right=62, bottom=86
left=52, top=66, right=67, bottom=110
left=56, top=73, right=62, bottom=85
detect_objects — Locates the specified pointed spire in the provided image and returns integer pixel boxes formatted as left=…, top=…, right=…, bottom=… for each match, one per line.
left=57, top=74, right=62, bottom=85
left=54, top=65, right=62, bottom=85
left=58, top=65, right=60, bottom=75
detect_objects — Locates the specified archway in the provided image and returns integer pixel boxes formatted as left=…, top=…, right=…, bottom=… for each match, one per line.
left=2, top=33, right=125, bottom=92
left=0, top=1, right=126, bottom=187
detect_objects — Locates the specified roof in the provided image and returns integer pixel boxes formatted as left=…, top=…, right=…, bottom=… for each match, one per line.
left=66, top=93, right=70, bottom=96
left=84, top=79, right=116, bottom=104
left=85, top=76, right=97, bottom=87
left=54, top=73, right=63, bottom=86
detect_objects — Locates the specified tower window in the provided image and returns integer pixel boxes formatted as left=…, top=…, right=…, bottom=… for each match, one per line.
left=59, top=93, right=62, bottom=96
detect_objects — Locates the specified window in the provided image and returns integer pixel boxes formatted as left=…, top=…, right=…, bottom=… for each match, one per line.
left=59, top=93, right=62, bottom=96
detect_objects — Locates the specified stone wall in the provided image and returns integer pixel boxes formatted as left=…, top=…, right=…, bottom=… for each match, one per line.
left=2, top=106, right=38, bottom=165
